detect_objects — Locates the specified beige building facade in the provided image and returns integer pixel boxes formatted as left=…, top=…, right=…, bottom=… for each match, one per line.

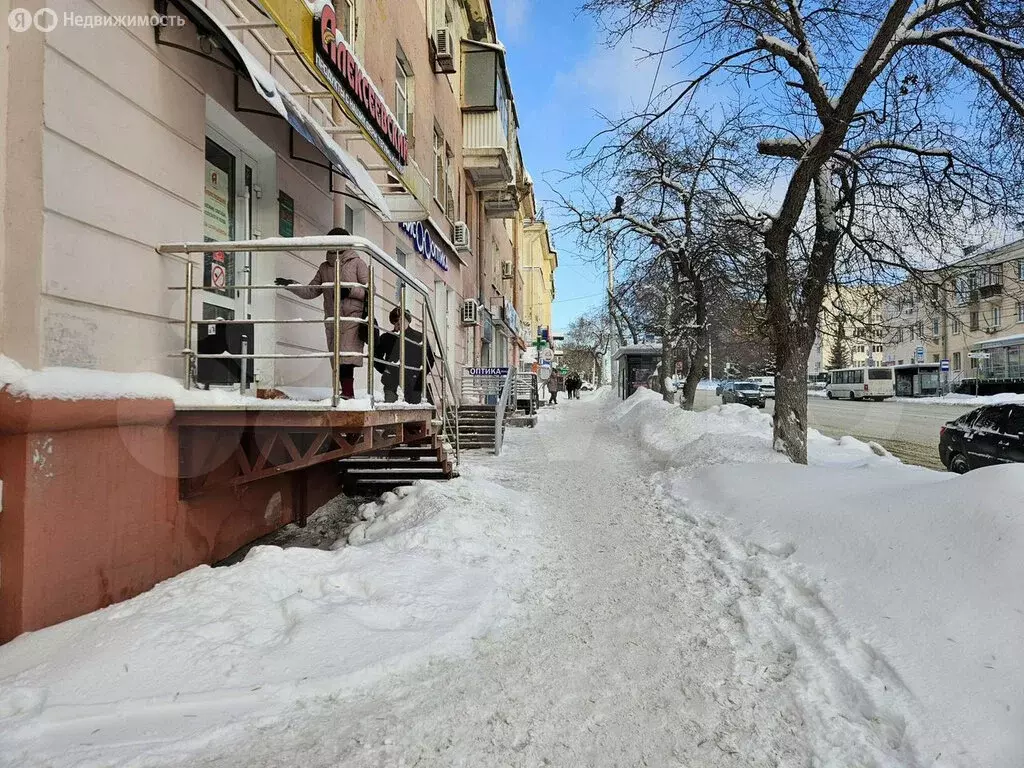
left=0, top=0, right=548, bottom=388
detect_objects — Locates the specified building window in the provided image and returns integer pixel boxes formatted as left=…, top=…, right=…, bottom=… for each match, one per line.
left=970, top=356, right=979, bottom=370
left=395, top=248, right=408, bottom=300
left=873, top=345, right=883, bottom=353
left=444, top=143, right=455, bottom=220
left=952, top=317, right=962, bottom=335
left=970, top=311, right=980, bottom=331
left=338, top=0, right=356, bottom=42
left=930, top=318, right=939, bottom=336
left=433, top=128, right=444, bottom=205
left=1019, top=301, right=1024, bottom=323
left=992, top=306, right=1001, bottom=327
left=1019, top=259, right=1024, bottom=281
left=953, top=351, right=962, bottom=371
left=395, top=51, right=412, bottom=135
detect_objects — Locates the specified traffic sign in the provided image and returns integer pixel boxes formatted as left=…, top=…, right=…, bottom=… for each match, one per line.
left=539, top=366, right=551, bottom=381
left=968, top=352, right=990, bottom=359
left=940, top=359, right=950, bottom=372
left=915, top=345, right=925, bottom=363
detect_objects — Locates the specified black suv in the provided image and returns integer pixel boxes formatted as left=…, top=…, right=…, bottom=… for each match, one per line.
left=939, top=404, right=1024, bottom=473
left=720, top=381, right=766, bottom=408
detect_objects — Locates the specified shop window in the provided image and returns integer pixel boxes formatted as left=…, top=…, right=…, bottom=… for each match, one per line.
left=395, top=47, right=413, bottom=135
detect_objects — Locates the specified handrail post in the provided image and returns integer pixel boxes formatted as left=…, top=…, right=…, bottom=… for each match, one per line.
left=399, top=283, right=407, bottom=401
left=183, top=260, right=194, bottom=389
left=332, top=253, right=342, bottom=407
left=366, top=263, right=375, bottom=408
left=421, top=300, right=428, bottom=405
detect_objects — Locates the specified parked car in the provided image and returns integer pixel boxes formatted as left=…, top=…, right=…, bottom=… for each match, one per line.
left=749, top=375, right=776, bottom=399
left=720, top=381, right=766, bottom=408
left=939, top=404, right=1024, bottom=473
left=580, top=380, right=595, bottom=391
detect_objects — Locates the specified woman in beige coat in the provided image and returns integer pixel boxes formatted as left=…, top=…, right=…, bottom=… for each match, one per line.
left=276, top=228, right=369, bottom=399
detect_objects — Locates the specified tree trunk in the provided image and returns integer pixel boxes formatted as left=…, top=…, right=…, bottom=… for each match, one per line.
left=773, top=332, right=812, bottom=464
left=680, top=342, right=704, bottom=410
left=660, top=339, right=675, bottom=403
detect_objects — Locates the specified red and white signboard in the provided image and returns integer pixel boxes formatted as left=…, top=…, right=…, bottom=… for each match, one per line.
left=210, top=261, right=227, bottom=290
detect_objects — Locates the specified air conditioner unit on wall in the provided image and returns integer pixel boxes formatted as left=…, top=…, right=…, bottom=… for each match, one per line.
left=434, top=28, right=456, bottom=73
left=462, top=299, right=480, bottom=326
left=501, top=261, right=515, bottom=279
left=452, top=221, right=470, bottom=250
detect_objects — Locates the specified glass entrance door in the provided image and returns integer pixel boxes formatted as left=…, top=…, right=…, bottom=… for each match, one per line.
left=203, top=132, right=256, bottom=321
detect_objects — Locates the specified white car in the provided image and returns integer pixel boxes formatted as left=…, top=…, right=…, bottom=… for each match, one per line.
left=580, top=380, right=595, bottom=391
left=749, top=376, right=776, bottom=399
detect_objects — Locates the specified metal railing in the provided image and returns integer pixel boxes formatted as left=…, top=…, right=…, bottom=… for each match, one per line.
left=494, top=366, right=517, bottom=456
left=514, top=371, right=539, bottom=415
left=159, top=235, right=460, bottom=465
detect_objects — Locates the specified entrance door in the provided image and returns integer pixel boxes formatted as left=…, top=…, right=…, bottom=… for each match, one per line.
left=203, top=132, right=257, bottom=321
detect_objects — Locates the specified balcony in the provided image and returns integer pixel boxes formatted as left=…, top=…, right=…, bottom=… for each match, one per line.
left=484, top=190, right=518, bottom=219
left=380, top=160, right=431, bottom=222
left=978, top=282, right=1003, bottom=299
left=463, top=111, right=514, bottom=190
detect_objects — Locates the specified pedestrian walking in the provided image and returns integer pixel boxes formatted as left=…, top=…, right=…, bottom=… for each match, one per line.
left=374, top=308, right=435, bottom=404
left=275, top=227, right=368, bottom=399
left=546, top=373, right=560, bottom=404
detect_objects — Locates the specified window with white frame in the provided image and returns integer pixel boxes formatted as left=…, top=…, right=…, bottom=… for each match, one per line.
left=953, top=351, right=962, bottom=371
left=338, top=0, right=356, bottom=42
left=992, top=306, right=1002, bottom=327
left=1019, top=301, right=1024, bottom=323
left=952, top=317, right=962, bottom=334
left=444, top=143, right=455, bottom=221
left=932, top=318, right=940, bottom=336
left=395, top=47, right=412, bottom=134
left=1019, top=259, right=1024, bottom=281
left=433, top=128, right=444, bottom=205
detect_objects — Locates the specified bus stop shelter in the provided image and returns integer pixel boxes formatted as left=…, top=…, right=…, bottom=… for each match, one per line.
left=613, top=344, right=663, bottom=399
left=893, top=363, right=942, bottom=397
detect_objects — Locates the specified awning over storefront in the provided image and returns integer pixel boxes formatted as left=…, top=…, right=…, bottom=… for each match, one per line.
left=975, top=333, right=1024, bottom=349
left=166, top=0, right=391, bottom=219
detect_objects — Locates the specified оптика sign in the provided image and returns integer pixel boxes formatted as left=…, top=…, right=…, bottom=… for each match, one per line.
left=469, top=367, right=510, bottom=376
left=313, top=6, right=409, bottom=170
left=399, top=220, right=449, bottom=271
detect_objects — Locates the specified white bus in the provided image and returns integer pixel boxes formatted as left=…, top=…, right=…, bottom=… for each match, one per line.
left=826, top=366, right=895, bottom=401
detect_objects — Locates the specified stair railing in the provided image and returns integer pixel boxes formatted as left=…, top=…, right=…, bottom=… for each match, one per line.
left=494, top=365, right=517, bottom=456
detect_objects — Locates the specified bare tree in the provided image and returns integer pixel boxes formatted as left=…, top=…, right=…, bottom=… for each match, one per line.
left=582, top=0, right=1024, bottom=462
left=561, top=110, right=765, bottom=409
left=563, top=310, right=613, bottom=385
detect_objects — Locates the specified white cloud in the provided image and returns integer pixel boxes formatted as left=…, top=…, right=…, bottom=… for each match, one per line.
left=553, top=27, right=672, bottom=116
left=497, top=0, right=529, bottom=40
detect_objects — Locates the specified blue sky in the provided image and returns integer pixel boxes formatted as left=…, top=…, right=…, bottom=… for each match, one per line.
left=495, top=0, right=668, bottom=331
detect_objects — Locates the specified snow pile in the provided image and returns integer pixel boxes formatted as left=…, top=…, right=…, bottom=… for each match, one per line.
left=610, top=388, right=1024, bottom=766
left=0, top=469, right=537, bottom=767
left=0, top=355, right=425, bottom=411
left=895, top=391, right=1024, bottom=406
left=612, top=388, right=899, bottom=475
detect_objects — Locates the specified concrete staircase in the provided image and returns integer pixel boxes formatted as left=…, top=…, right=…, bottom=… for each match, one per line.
left=338, top=434, right=457, bottom=495
left=457, top=405, right=498, bottom=451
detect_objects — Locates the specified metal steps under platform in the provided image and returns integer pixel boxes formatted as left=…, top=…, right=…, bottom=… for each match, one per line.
left=339, top=433, right=457, bottom=495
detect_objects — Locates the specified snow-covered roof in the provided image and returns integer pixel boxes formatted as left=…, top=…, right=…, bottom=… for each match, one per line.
left=973, top=332, right=1024, bottom=349
left=612, top=344, right=662, bottom=360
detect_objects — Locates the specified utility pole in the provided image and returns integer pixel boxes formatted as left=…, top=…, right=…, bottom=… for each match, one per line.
left=606, top=234, right=617, bottom=386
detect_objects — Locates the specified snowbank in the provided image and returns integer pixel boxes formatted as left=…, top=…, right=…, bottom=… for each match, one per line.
left=610, top=389, right=1024, bottom=766
left=0, top=355, right=425, bottom=411
left=894, top=391, right=1024, bottom=407
left=0, top=470, right=537, bottom=766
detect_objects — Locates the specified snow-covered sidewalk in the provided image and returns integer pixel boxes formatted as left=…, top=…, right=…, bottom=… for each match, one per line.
left=1, top=389, right=1021, bottom=766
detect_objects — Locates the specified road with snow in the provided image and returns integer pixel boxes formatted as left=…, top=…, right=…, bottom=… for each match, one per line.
left=693, top=390, right=975, bottom=469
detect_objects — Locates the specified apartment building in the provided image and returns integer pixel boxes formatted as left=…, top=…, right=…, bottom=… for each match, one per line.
left=516, top=186, right=557, bottom=363
left=0, top=0, right=540, bottom=387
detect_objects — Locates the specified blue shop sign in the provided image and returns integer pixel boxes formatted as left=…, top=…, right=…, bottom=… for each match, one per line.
left=399, top=220, right=449, bottom=271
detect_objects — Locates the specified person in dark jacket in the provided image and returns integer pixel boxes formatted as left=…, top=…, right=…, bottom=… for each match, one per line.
left=374, top=308, right=435, bottom=404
